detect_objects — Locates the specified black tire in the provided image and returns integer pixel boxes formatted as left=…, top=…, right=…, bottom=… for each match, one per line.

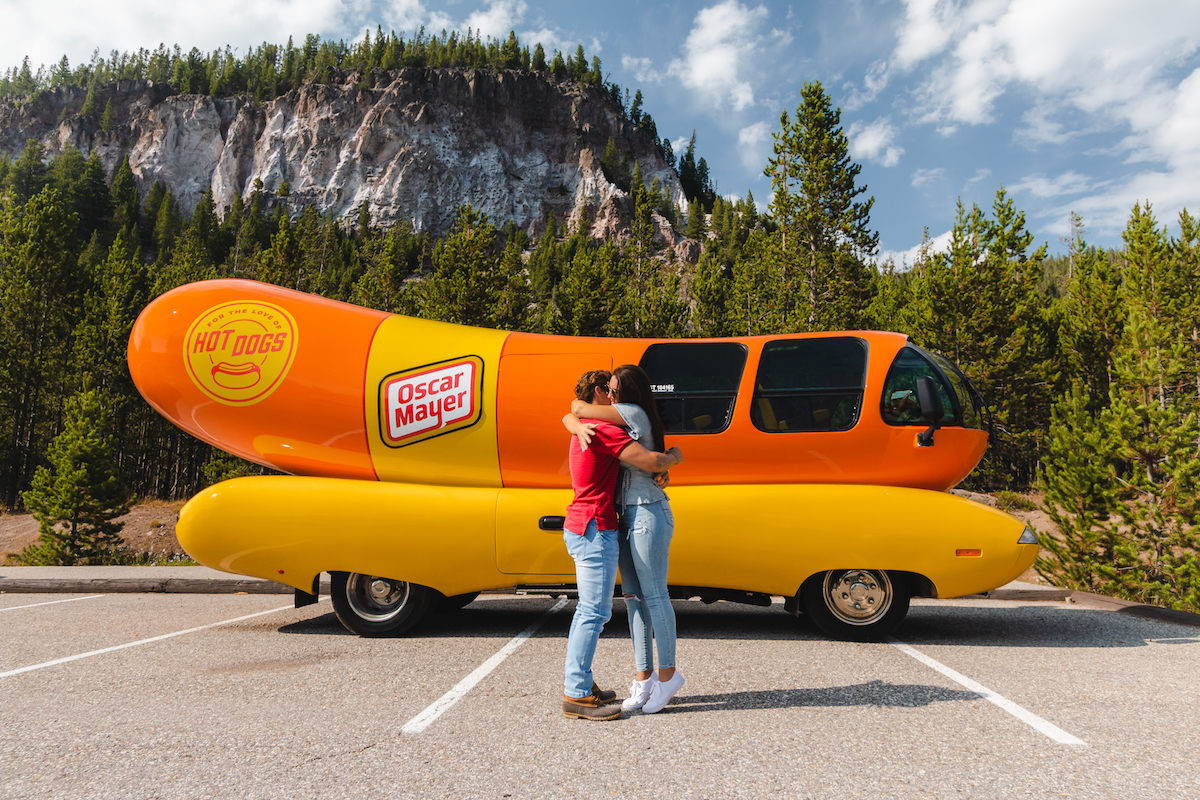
left=439, top=591, right=481, bottom=612
left=800, top=569, right=910, bottom=642
left=329, top=571, right=436, bottom=637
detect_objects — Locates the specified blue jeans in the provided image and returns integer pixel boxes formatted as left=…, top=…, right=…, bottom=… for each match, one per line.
left=618, top=500, right=676, bottom=672
left=563, top=519, right=620, bottom=699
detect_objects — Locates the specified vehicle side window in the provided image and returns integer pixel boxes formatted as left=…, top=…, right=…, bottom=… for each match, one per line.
left=638, top=343, right=747, bottom=434
left=880, top=347, right=957, bottom=426
left=751, top=338, right=867, bottom=433
left=925, top=350, right=986, bottom=430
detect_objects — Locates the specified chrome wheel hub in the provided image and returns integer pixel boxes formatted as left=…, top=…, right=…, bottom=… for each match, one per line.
left=345, top=574, right=411, bottom=622
left=823, top=569, right=893, bottom=626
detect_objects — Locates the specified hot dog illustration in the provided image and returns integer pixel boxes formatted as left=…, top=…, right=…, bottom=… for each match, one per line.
left=211, top=362, right=262, bottom=390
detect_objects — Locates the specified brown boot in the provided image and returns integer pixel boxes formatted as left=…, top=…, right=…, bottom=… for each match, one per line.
left=591, top=683, right=617, bottom=704
left=562, top=693, right=622, bottom=720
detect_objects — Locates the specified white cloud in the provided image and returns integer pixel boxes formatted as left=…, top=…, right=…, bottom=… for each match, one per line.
left=891, top=1, right=1200, bottom=236
left=965, top=168, right=991, bottom=186
left=382, top=0, right=428, bottom=35
left=622, top=55, right=662, bottom=84
left=427, top=11, right=455, bottom=34
left=668, top=0, right=769, bottom=112
left=0, top=0, right=355, bottom=70
left=910, top=167, right=945, bottom=187
left=463, top=0, right=527, bottom=40
left=875, top=229, right=954, bottom=270
left=737, top=120, right=771, bottom=170
left=844, top=59, right=892, bottom=111
left=895, top=1, right=1200, bottom=124
left=847, top=117, right=904, bottom=167
left=1009, top=171, right=1093, bottom=199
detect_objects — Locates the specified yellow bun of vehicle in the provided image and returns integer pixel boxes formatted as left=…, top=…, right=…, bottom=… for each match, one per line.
left=177, top=475, right=1037, bottom=641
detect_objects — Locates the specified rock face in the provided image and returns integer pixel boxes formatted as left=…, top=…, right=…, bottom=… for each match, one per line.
left=0, top=69, right=688, bottom=242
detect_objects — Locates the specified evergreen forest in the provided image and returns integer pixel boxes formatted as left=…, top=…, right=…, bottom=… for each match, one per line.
left=0, top=34, right=1197, bottom=612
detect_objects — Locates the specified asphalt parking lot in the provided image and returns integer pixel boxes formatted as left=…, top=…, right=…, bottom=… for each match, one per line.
left=2, top=591, right=1199, bottom=799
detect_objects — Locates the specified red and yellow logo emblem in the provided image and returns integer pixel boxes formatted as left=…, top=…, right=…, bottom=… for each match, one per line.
left=378, top=356, right=484, bottom=447
left=183, top=301, right=298, bottom=406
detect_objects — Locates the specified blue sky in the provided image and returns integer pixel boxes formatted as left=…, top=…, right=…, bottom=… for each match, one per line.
left=4, top=0, right=1200, bottom=262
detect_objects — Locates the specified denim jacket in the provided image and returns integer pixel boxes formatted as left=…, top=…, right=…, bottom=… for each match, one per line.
left=613, top=403, right=669, bottom=507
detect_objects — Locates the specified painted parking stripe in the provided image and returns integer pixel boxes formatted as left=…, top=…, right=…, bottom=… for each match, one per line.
left=403, top=597, right=570, bottom=735
left=889, top=638, right=1087, bottom=746
left=0, top=595, right=104, bottom=612
left=0, top=600, right=318, bottom=679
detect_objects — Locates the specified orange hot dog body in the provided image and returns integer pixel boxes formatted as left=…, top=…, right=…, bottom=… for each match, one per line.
left=130, top=280, right=988, bottom=492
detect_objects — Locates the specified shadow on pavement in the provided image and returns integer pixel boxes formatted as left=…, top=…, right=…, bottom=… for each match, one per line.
left=899, top=603, right=1200, bottom=648
left=659, top=679, right=979, bottom=715
left=276, top=596, right=1200, bottom=649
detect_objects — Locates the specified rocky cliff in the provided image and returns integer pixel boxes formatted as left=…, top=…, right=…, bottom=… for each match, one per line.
left=0, top=68, right=688, bottom=245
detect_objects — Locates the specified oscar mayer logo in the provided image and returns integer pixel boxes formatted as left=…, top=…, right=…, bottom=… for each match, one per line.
left=379, top=356, right=484, bottom=447
left=183, top=301, right=298, bottom=406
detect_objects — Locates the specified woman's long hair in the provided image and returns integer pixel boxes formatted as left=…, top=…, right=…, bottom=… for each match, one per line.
left=612, top=364, right=666, bottom=452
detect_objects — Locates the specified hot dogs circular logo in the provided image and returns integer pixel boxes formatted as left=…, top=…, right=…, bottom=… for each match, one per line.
left=183, top=301, right=298, bottom=406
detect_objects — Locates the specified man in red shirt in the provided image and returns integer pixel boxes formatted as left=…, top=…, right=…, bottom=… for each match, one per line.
left=561, top=371, right=682, bottom=720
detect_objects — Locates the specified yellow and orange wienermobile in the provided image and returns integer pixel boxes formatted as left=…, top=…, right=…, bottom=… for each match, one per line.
left=128, top=279, right=1037, bottom=641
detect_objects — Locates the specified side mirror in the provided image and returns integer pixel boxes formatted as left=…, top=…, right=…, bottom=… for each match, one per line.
left=916, top=376, right=944, bottom=447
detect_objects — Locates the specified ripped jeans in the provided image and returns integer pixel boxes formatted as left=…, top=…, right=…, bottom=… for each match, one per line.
left=618, top=499, right=676, bottom=673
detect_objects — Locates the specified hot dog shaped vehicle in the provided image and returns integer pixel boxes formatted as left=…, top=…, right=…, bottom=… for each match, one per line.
left=129, top=279, right=1038, bottom=641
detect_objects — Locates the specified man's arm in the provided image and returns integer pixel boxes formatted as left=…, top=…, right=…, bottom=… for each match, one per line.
left=618, top=442, right=683, bottom=473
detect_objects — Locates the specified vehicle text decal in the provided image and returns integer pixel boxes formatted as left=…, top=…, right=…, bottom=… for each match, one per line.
left=378, top=356, right=484, bottom=447
left=184, top=301, right=298, bottom=406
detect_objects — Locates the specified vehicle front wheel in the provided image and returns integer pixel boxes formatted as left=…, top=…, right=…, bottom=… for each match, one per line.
left=800, top=569, right=910, bottom=642
left=330, top=572, right=436, bottom=637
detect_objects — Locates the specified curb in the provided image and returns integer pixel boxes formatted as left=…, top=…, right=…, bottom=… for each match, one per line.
left=0, top=577, right=331, bottom=595
left=965, top=587, right=1200, bottom=629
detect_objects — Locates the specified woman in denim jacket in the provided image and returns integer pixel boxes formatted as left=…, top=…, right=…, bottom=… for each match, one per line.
left=563, top=364, right=684, bottom=714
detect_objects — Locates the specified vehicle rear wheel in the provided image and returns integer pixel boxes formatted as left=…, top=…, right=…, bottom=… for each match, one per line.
left=330, top=571, right=435, bottom=636
left=800, top=569, right=910, bottom=642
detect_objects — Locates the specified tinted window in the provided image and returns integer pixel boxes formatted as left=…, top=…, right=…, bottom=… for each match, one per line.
left=880, top=347, right=956, bottom=426
left=925, top=350, right=986, bottom=430
left=638, top=343, right=747, bottom=434
left=751, top=338, right=867, bottom=432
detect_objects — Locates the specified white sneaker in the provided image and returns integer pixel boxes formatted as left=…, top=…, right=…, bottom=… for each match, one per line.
left=641, top=671, right=684, bottom=714
left=622, top=675, right=658, bottom=710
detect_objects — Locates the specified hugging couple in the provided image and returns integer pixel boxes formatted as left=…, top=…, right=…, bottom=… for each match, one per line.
left=558, top=365, right=685, bottom=721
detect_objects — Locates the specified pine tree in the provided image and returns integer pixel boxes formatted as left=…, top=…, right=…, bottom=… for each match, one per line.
left=6, top=139, right=48, bottom=205
left=726, top=229, right=783, bottom=336
left=420, top=205, right=500, bottom=326
left=0, top=188, right=83, bottom=507
left=686, top=198, right=707, bottom=240
left=19, top=390, right=130, bottom=565
left=1036, top=385, right=1127, bottom=594
left=689, top=250, right=732, bottom=337
left=764, top=82, right=878, bottom=332
left=100, top=98, right=116, bottom=131
left=491, top=238, right=532, bottom=330
left=80, top=80, right=98, bottom=116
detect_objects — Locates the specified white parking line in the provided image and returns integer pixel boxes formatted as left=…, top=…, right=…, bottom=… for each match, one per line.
left=889, top=638, right=1087, bottom=746
left=402, top=597, right=570, bottom=735
left=0, top=595, right=104, bottom=612
left=0, top=600, right=317, bottom=679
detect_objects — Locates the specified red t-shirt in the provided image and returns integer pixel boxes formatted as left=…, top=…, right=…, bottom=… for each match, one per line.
left=565, top=420, right=633, bottom=534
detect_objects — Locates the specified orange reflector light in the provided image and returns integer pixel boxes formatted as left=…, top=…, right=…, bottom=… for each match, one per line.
left=956, top=549, right=982, bottom=557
